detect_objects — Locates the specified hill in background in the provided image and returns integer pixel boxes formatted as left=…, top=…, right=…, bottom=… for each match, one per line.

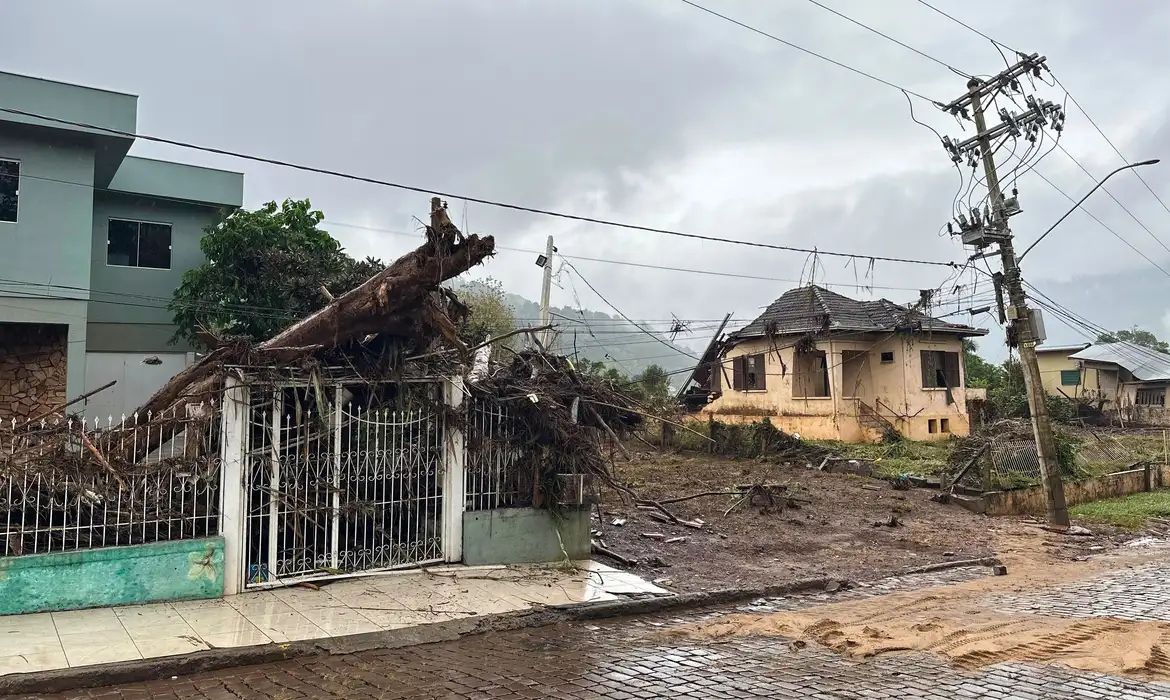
left=502, top=292, right=700, bottom=377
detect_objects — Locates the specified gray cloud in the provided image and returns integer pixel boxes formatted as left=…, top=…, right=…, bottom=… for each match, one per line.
left=4, top=0, right=1170, bottom=365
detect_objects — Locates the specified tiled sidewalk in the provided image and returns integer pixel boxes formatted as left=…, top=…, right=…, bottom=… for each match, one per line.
left=0, top=560, right=668, bottom=677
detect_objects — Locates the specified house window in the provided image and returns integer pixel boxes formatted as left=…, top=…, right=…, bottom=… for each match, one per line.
left=732, top=353, right=766, bottom=391
left=0, top=158, right=18, bottom=223
left=928, top=419, right=938, bottom=434
left=793, top=349, right=830, bottom=398
left=1060, top=369, right=1081, bottom=386
left=921, top=350, right=960, bottom=389
left=940, top=418, right=950, bottom=433
left=1135, top=387, right=1166, bottom=407
left=880, top=351, right=894, bottom=363
left=107, top=219, right=172, bottom=269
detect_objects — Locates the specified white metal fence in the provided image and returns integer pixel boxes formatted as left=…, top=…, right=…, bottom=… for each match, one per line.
left=239, top=380, right=447, bottom=589
left=0, top=407, right=221, bottom=557
left=1, top=376, right=545, bottom=593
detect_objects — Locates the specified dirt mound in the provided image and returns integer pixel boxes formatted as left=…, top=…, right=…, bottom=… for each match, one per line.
left=668, top=547, right=1170, bottom=681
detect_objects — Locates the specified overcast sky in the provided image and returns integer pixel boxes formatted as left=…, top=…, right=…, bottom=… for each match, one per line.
left=5, top=0, right=1170, bottom=363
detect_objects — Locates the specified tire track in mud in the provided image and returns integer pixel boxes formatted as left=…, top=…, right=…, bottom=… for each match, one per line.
left=949, top=619, right=1127, bottom=670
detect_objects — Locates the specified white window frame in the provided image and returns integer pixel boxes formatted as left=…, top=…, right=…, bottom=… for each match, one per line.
left=106, top=217, right=174, bottom=270
left=0, top=157, right=20, bottom=224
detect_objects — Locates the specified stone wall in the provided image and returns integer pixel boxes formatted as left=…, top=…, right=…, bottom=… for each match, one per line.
left=0, top=323, right=67, bottom=420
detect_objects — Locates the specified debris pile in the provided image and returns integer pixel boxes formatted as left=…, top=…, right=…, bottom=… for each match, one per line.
left=0, top=198, right=658, bottom=558
left=468, top=351, right=645, bottom=507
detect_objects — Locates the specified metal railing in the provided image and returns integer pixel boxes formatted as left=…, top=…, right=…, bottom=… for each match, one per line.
left=0, top=406, right=221, bottom=557
left=242, top=381, right=446, bottom=588
left=465, top=397, right=527, bottom=511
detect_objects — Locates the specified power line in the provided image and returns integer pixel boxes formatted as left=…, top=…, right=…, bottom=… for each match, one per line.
left=913, top=0, right=1022, bottom=54
left=802, top=0, right=971, bottom=78
left=561, top=259, right=700, bottom=361
left=1052, top=142, right=1170, bottom=256
left=677, top=0, right=943, bottom=103
left=1028, top=169, right=1170, bottom=279
left=0, top=105, right=959, bottom=270
left=1051, top=70, right=1170, bottom=223
left=326, top=220, right=953, bottom=291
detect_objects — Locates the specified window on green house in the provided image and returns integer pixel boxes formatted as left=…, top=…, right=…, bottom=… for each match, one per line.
left=1060, top=369, right=1081, bottom=386
left=0, top=158, right=18, bottom=223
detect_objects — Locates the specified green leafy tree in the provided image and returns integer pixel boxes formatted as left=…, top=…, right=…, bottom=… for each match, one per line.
left=1096, top=327, right=1170, bottom=354
left=963, top=339, right=1005, bottom=389
left=170, top=199, right=382, bottom=346
left=456, top=278, right=517, bottom=357
left=630, top=364, right=671, bottom=404
left=989, top=357, right=1075, bottom=423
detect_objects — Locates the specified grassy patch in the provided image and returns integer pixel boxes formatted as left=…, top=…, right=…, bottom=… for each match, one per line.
left=1069, top=490, right=1170, bottom=529
left=807, top=439, right=954, bottom=478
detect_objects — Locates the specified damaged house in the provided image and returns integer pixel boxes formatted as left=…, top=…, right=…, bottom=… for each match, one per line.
left=693, top=285, right=987, bottom=442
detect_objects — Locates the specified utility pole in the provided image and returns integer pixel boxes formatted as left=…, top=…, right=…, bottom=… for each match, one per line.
left=536, top=235, right=555, bottom=350
left=941, top=54, right=1070, bottom=527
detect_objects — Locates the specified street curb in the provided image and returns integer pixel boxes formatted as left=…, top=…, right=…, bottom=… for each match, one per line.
left=896, top=556, right=1001, bottom=576
left=0, top=562, right=997, bottom=695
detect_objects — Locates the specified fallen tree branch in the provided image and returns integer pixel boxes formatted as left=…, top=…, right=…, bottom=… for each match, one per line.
left=591, top=540, right=637, bottom=567
left=81, top=431, right=125, bottom=490
left=588, top=406, right=632, bottom=461
left=641, top=490, right=734, bottom=506
left=29, top=380, right=117, bottom=423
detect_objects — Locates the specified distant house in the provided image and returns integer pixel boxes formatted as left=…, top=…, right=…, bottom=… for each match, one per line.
left=1035, top=343, right=1094, bottom=401
left=1055, top=342, right=1170, bottom=425
left=0, top=71, right=243, bottom=421
left=691, top=285, right=987, bottom=442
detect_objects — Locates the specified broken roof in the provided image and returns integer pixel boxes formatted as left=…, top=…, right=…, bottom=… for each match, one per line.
left=730, top=285, right=987, bottom=340
left=1069, top=342, right=1170, bottom=382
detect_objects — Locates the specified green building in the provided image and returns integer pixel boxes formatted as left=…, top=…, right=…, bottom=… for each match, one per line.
left=0, top=70, right=243, bottom=421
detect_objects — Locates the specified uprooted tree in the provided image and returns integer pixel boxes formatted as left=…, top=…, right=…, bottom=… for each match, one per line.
left=136, top=197, right=494, bottom=423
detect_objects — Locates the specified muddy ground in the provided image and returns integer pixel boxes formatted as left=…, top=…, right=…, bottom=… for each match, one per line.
left=593, top=451, right=1132, bottom=592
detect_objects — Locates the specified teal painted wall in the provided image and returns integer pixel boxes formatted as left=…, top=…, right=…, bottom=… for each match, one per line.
left=0, top=537, right=224, bottom=615
left=89, top=191, right=223, bottom=336
left=0, top=130, right=96, bottom=299
left=0, top=125, right=96, bottom=400
left=108, top=156, right=243, bottom=208
left=463, top=508, right=590, bottom=566
left=0, top=71, right=135, bottom=186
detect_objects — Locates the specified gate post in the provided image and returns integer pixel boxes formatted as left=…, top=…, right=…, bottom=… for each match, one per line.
left=442, top=376, right=466, bottom=563
left=219, top=375, right=249, bottom=596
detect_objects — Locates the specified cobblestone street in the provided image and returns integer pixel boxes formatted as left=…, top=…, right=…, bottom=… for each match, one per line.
left=17, top=563, right=1170, bottom=700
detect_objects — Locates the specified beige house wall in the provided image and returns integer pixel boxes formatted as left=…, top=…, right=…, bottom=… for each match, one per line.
left=702, top=333, right=971, bottom=442
left=1034, top=351, right=1119, bottom=405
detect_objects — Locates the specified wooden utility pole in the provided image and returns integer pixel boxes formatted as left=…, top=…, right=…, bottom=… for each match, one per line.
left=942, top=57, right=1069, bottom=526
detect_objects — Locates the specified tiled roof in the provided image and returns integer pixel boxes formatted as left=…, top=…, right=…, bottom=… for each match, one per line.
left=730, top=285, right=987, bottom=340
left=1069, top=342, right=1170, bottom=382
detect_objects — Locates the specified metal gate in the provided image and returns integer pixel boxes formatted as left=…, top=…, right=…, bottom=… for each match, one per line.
left=241, top=380, right=445, bottom=588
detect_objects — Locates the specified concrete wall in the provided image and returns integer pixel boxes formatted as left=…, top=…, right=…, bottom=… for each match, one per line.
left=0, top=537, right=224, bottom=615
left=82, top=351, right=193, bottom=420
left=462, top=508, right=590, bottom=566
left=702, top=333, right=971, bottom=442
left=981, top=465, right=1169, bottom=517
